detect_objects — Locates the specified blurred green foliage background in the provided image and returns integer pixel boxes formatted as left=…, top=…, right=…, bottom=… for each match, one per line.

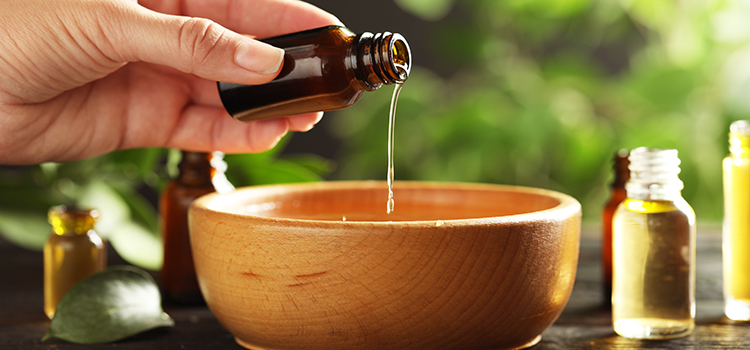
left=331, top=0, right=748, bottom=223
left=1, top=0, right=747, bottom=268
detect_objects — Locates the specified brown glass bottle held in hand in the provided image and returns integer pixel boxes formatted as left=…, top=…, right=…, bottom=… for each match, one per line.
left=44, top=206, right=106, bottom=318
left=602, top=149, right=629, bottom=303
left=218, top=25, right=412, bottom=121
left=160, top=151, right=233, bottom=304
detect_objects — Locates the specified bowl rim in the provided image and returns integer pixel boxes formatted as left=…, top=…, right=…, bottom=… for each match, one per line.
left=190, top=180, right=581, bottom=228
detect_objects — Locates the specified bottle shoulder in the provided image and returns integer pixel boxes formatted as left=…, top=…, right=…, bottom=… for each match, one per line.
left=617, top=197, right=694, bottom=217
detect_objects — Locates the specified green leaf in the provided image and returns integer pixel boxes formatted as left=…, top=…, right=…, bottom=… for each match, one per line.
left=107, top=221, right=163, bottom=271
left=0, top=210, right=50, bottom=251
left=109, top=182, right=160, bottom=233
left=43, top=266, right=173, bottom=344
left=76, top=181, right=131, bottom=236
left=395, top=0, right=455, bottom=21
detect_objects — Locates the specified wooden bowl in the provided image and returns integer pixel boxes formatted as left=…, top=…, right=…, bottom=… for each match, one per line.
left=189, top=181, right=581, bottom=350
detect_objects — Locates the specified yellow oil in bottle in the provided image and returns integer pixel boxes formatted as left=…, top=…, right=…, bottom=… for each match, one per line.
left=43, top=206, right=106, bottom=318
left=723, top=120, right=750, bottom=320
left=612, top=148, right=695, bottom=340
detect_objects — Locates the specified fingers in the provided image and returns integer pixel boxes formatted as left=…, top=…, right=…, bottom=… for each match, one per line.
left=164, top=106, right=291, bottom=154
left=105, top=4, right=286, bottom=85
left=285, top=112, right=323, bottom=132
left=140, top=0, right=342, bottom=37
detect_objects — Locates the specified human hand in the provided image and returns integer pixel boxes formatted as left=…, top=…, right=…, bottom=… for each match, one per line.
left=0, top=0, right=341, bottom=165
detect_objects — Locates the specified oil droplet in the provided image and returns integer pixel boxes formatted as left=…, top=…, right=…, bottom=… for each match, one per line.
left=342, top=216, right=347, bottom=221
left=436, top=220, right=444, bottom=227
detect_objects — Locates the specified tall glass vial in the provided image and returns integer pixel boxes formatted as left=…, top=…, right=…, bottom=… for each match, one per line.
left=160, top=151, right=233, bottom=304
left=218, top=25, right=411, bottom=121
left=612, top=147, right=695, bottom=339
left=44, top=206, right=106, bottom=318
left=602, top=149, right=630, bottom=302
left=723, top=120, right=750, bottom=321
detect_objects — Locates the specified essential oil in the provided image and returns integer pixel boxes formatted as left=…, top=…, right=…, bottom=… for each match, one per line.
left=44, top=206, right=106, bottom=318
left=723, top=120, right=750, bottom=321
left=386, top=82, right=404, bottom=214
left=160, top=151, right=234, bottom=304
left=602, top=149, right=629, bottom=301
left=612, top=147, right=695, bottom=339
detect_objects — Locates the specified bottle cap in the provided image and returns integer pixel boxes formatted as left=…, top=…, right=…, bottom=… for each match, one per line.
left=729, top=120, right=750, bottom=155
left=48, top=205, right=99, bottom=235
left=625, top=147, right=683, bottom=200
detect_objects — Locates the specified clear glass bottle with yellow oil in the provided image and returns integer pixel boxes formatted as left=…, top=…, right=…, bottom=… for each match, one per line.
left=612, top=147, right=695, bottom=339
left=43, top=206, right=106, bottom=318
left=723, top=120, right=750, bottom=321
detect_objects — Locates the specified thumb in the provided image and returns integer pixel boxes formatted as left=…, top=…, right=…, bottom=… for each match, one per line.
left=111, top=5, right=284, bottom=84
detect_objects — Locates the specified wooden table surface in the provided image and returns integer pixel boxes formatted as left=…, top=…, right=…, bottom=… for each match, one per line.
left=1, top=225, right=748, bottom=350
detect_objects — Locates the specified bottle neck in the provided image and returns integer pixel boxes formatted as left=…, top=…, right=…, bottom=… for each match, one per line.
left=175, top=151, right=234, bottom=193
left=625, top=147, right=684, bottom=201
left=611, top=149, right=630, bottom=189
left=48, top=206, right=98, bottom=236
left=176, top=151, right=213, bottom=186
left=353, top=31, right=411, bottom=89
left=729, top=120, right=750, bottom=156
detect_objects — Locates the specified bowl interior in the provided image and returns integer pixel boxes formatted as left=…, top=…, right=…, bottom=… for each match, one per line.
left=200, top=181, right=566, bottom=222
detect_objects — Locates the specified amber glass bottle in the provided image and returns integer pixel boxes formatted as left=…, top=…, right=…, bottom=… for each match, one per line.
left=160, top=151, right=233, bottom=304
left=218, top=25, right=412, bottom=121
left=602, top=149, right=629, bottom=302
left=44, top=206, right=106, bottom=318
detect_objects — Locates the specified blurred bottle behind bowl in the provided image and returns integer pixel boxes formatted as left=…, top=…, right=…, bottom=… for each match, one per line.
left=160, top=151, right=234, bottom=304
left=217, top=25, right=411, bottom=122
left=602, top=149, right=629, bottom=303
left=44, top=205, right=106, bottom=318
left=723, top=120, right=750, bottom=321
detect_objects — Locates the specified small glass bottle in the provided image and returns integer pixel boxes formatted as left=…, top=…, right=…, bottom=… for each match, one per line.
left=44, top=206, right=106, bottom=319
left=723, top=120, right=750, bottom=321
left=612, top=147, right=696, bottom=339
left=602, top=149, right=630, bottom=302
left=160, top=151, right=233, bottom=304
left=218, top=25, right=411, bottom=121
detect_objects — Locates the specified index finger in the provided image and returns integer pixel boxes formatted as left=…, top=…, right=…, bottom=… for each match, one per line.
left=140, top=0, right=342, bottom=37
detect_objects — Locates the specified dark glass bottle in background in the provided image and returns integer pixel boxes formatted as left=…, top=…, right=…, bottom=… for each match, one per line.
left=218, top=25, right=411, bottom=122
left=602, top=149, right=629, bottom=302
left=160, top=151, right=233, bottom=304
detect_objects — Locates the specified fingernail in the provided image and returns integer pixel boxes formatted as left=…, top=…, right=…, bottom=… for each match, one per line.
left=235, top=40, right=284, bottom=74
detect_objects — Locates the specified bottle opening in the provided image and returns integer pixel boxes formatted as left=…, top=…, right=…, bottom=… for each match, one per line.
left=393, top=39, right=410, bottom=79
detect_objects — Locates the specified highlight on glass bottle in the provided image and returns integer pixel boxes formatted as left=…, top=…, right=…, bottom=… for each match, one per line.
left=217, top=25, right=412, bottom=122
left=602, top=149, right=629, bottom=303
left=160, top=151, right=233, bottom=304
left=44, top=205, right=106, bottom=319
left=611, top=147, right=696, bottom=340
left=723, top=120, right=750, bottom=321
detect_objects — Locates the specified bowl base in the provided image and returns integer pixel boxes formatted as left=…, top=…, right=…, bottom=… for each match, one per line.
left=234, top=335, right=542, bottom=350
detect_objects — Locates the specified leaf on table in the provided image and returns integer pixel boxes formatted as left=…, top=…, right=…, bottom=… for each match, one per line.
left=42, top=266, right=174, bottom=344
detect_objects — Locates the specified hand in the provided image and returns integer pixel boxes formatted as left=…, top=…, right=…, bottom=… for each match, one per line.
left=0, top=0, right=341, bottom=165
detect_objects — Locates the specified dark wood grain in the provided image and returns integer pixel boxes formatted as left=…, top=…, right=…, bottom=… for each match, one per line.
left=0, top=225, right=746, bottom=349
